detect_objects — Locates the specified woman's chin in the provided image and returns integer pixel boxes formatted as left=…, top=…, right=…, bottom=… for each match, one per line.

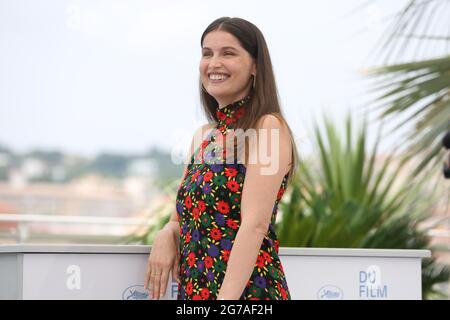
left=207, top=89, right=228, bottom=100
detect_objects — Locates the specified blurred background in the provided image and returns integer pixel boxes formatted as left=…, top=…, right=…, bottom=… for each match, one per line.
left=0, top=0, right=449, bottom=298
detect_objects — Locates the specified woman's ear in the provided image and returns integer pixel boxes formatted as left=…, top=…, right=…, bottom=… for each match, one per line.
left=251, top=61, right=257, bottom=76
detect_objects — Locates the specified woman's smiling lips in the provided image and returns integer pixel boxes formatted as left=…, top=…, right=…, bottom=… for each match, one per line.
left=208, top=73, right=230, bottom=83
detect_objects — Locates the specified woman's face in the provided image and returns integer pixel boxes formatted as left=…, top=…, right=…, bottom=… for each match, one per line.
left=200, top=30, right=256, bottom=108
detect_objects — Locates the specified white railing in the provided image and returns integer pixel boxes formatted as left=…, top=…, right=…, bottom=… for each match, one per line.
left=0, top=213, right=153, bottom=226
left=0, top=213, right=156, bottom=243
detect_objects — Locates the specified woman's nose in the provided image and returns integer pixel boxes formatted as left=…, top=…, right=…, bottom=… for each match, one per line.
left=209, top=55, right=223, bottom=67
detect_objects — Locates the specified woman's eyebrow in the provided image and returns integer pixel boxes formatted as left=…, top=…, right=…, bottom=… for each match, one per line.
left=202, top=46, right=238, bottom=51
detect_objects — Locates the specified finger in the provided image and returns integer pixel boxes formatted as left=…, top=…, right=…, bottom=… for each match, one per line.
left=172, top=259, right=179, bottom=282
left=149, top=275, right=156, bottom=299
left=144, top=262, right=152, bottom=290
left=152, top=271, right=162, bottom=300
left=159, top=269, right=170, bottom=299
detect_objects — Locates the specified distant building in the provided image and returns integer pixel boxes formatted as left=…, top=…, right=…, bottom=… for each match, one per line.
left=0, top=201, right=18, bottom=232
left=0, top=173, right=160, bottom=242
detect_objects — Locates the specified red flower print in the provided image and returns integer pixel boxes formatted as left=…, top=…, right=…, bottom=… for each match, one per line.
left=235, top=108, right=244, bottom=119
left=224, top=168, right=238, bottom=178
left=274, top=239, right=280, bottom=253
left=226, top=218, right=238, bottom=230
left=197, top=200, right=206, bottom=212
left=217, top=200, right=230, bottom=214
left=277, top=187, right=285, bottom=199
left=281, top=288, right=287, bottom=299
left=226, top=180, right=239, bottom=192
left=204, top=256, right=213, bottom=269
left=200, top=288, right=210, bottom=300
left=203, top=171, right=213, bottom=182
left=186, top=281, right=193, bottom=295
left=262, top=251, right=272, bottom=263
left=201, top=140, right=209, bottom=150
left=210, top=228, right=222, bottom=241
left=192, top=294, right=202, bottom=300
left=187, top=252, right=196, bottom=267
left=191, top=171, right=200, bottom=182
left=185, top=196, right=192, bottom=209
left=249, top=297, right=260, bottom=300
left=192, top=207, right=200, bottom=220
left=226, top=118, right=232, bottom=125
left=222, top=250, right=230, bottom=262
left=256, top=256, right=265, bottom=268
left=185, top=231, right=191, bottom=243
left=217, top=111, right=226, bottom=121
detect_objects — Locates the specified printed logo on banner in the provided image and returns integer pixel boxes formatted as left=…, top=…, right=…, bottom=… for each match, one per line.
left=122, top=285, right=151, bottom=300
left=122, top=282, right=179, bottom=300
left=66, top=265, right=81, bottom=290
left=317, top=285, right=343, bottom=300
left=170, top=282, right=178, bottom=299
left=359, top=265, right=388, bottom=299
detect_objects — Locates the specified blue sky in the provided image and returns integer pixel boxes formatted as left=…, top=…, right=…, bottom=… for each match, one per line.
left=0, top=0, right=409, bottom=158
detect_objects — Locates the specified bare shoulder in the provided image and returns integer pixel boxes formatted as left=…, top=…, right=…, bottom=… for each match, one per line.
left=256, top=113, right=289, bottom=130
left=255, top=114, right=291, bottom=142
left=255, top=113, right=293, bottom=168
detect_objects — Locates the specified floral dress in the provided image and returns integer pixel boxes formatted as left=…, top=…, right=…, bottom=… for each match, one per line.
left=175, top=95, right=291, bottom=300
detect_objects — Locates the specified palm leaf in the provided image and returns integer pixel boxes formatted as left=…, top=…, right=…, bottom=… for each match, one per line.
left=276, top=113, right=449, bottom=298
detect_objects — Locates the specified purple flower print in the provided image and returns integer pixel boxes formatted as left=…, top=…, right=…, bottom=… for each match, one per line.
left=254, top=276, right=267, bottom=289
left=202, top=184, right=212, bottom=194
left=192, top=229, right=200, bottom=241
left=220, top=239, right=232, bottom=250
left=176, top=202, right=183, bottom=214
left=208, top=244, right=219, bottom=257
left=210, top=164, right=224, bottom=173
left=215, top=213, right=225, bottom=226
left=206, top=270, right=214, bottom=282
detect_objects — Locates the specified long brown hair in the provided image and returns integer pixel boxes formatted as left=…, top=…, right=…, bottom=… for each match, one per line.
left=199, top=17, right=299, bottom=185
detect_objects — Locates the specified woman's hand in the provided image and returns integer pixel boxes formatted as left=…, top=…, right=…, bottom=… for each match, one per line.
left=144, top=225, right=180, bottom=300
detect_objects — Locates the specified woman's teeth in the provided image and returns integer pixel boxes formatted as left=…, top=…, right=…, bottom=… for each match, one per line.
left=209, top=74, right=229, bottom=81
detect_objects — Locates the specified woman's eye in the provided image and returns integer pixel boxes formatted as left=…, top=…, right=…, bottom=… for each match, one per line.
left=224, top=52, right=234, bottom=55
left=202, top=52, right=211, bottom=56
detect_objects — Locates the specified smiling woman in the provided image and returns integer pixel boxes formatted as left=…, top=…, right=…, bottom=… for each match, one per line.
left=145, top=16, right=299, bottom=300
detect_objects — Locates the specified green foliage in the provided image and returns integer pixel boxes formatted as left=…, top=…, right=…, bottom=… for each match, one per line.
left=276, top=114, right=450, bottom=299
left=366, top=55, right=450, bottom=175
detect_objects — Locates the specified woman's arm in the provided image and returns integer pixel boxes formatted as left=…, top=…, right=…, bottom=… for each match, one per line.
left=217, top=114, right=292, bottom=300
